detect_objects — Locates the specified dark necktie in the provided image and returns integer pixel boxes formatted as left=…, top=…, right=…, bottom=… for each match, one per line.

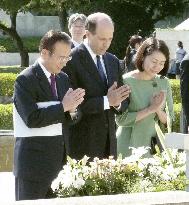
left=96, top=55, right=107, bottom=86
left=50, top=74, right=57, bottom=99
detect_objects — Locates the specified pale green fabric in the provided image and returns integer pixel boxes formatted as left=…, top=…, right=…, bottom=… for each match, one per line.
left=116, top=74, right=174, bottom=158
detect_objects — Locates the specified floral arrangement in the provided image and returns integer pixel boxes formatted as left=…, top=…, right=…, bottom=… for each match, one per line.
left=51, top=147, right=186, bottom=198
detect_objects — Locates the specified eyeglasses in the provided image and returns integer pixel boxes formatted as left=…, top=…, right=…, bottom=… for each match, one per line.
left=50, top=52, right=72, bottom=62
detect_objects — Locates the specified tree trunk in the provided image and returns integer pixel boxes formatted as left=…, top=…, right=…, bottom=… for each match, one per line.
left=58, top=9, right=68, bottom=32
left=0, top=12, right=29, bottom=67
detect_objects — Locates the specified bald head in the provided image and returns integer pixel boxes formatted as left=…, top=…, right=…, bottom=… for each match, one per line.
left=85, top=12, right=114, bottom=55
left=85, top=12, right=114, bottom=34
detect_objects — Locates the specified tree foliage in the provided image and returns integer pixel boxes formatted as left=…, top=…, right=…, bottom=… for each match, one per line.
left=78, top=0, right=189, bottom=58
left=37, top=0, right=189, bottom=58
left=0, top=0, right=188, bottom=65
left=0, top=0, right=30, bottom=13
left=0, top=0, right=31, bottom=66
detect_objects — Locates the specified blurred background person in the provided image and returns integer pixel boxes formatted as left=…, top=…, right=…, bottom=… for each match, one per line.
left=180, top=54, right=189, bottom=134
left=167, top=59, right=176, bottom=79
left=175, top=41, right=186, bottom=79
left=116, top=37, right=174, bottom=157
left=124, top=35, right=143, bottom=73
left=68, top=13, right=87, bottom=48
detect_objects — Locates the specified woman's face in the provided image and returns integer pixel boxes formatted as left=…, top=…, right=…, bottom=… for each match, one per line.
left=143, top=51, right=166, bottom=77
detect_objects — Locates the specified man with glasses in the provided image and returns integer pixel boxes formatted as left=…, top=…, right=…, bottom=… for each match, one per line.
left=68, top=13, right=87, bottom=48
left=13, top=30, right=85, bottom=200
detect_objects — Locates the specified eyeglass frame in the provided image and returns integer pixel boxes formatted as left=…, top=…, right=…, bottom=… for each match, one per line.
left=49, top=51, right=72, bottom=62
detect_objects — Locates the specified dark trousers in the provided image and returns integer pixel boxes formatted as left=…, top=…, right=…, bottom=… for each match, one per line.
left=15, top=177, right=56, bottom=201
left=176, top=62, right=181, bottom=75
left=15, top=143, right=67, bottom=201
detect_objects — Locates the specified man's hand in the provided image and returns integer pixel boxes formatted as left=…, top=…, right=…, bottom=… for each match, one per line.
left=62, top=88, right=85, bottom=112
left=107, top=82, right=130, bottom=107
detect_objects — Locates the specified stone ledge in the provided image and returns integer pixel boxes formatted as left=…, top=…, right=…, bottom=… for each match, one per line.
left=2, top=191, right=189, bottom=205
left=0, top=96, right=12, bottom=104
left=0, top=53, right=39, bottom=66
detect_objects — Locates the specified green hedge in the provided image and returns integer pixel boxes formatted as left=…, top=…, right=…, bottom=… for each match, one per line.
left=0, top=76, right=183, bottom=131
left=0, top=37, right=41, bottom=53
left=0, top=103, right=182, bottom=132
left=169, top=79, right=180, bottom=104
left=0, top=74, right=182, bottom=102
left=172, top=103, right=181, bottom=133
left=0, top=66, right=24, bottom=74
left=0, top=104, right=13, bottom=129
left=0, top=73, right=17, bottom=96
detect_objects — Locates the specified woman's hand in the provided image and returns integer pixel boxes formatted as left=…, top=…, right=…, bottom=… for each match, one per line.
left=149, top=91, right=166, bottom=113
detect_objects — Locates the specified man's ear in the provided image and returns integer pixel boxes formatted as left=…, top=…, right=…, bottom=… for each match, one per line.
left=85, top=30, right=90, bottom=38
left=41, top=49, right=49, bottom=59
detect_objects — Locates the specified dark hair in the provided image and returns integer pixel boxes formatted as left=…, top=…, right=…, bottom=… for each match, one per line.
left=125, top=35, right=143, bottom=67
left=68, top=13, right=86, bottom=30
left=135, top=37, right=170, bottom=76
left=177, top=41, right=183, bottom=49
left=39, top=30, right=71, bottom=53
left=85, top=12, right=113, bottom=34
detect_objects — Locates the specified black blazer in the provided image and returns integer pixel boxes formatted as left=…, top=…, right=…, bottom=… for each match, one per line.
left=71, top=42, right=75, bottom=49
left=13, top=61, right=74, bottom=182
left=64, top=43, right=129, bottom=159
left=180, top=54, right=189, bottom=126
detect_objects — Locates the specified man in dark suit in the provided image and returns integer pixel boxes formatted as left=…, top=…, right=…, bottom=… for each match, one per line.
left=13, top=30, right=85, bottom=201
left=64, top=12, right=130, bottom=160
left=180, top=54, right=189, bottom=133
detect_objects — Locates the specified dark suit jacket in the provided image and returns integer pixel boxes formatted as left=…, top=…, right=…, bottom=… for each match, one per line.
left=180, top=54, right=189, bottom=127
left=13, top=61, right=74, bottom=182
left=71, top=42, right=75, bottom=49
left=64, top=43, right=129, bottom=160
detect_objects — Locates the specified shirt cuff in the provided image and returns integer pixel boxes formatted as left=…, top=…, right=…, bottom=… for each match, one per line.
left=104, top=96, right=110, bottom=110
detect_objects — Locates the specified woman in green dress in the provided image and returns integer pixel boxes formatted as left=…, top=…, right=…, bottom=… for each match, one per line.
left=116, top=37, right=174, bottom=157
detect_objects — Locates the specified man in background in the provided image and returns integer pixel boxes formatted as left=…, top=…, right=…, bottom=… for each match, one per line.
left=68, top=13, right=87, bottom=48
left=180, top=54, right=189, bottom=134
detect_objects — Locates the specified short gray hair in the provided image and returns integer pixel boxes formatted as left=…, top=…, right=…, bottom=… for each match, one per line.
left=68, top=13, right=87, bottom=30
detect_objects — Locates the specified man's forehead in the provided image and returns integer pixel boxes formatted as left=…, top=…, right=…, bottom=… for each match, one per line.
left=72, top=19, right=85, bottom=26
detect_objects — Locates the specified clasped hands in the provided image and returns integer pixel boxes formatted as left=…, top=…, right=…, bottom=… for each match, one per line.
left=149, top=90, right=166, bottom=113
left=107, top=82, right=130, bottom=107
left=62, top=88, right=85, bottom=112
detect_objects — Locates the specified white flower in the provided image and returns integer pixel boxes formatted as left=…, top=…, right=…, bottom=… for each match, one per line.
left=140, top=179, right=153, bottom=192
left=130, top=146, right=149, bottom=158
left=62, top=174, right=74, bottom=188
left=73, top=177, right=85, bottom=189
left=81, top=155, right=90, bottom=166
left=178, top=151, right=186, bottom=164
left=161, top=171, right=171, bottom=181
left=138, top=158, right=159, bottom=170
left=51, top=178, right=60, bottom=191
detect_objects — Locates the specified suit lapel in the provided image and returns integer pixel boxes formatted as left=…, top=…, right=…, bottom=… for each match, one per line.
left=34, top=62, right=54, bottom=100
left=78, top=44, right=108, bottom=89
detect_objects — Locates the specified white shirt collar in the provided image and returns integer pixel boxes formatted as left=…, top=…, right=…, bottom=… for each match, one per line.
left=83, top=39, right=102, bottom=62
left=38, top=58, right=51, bottom=80
left=72, top=40, right=80, bottom=48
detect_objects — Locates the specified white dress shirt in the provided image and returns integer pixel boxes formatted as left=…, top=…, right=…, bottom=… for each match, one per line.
left=38, top=58, right=57, bottom=97
left=83, top=40, right=110, bottom=110
left=72, top=40, right=80, bottom=48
